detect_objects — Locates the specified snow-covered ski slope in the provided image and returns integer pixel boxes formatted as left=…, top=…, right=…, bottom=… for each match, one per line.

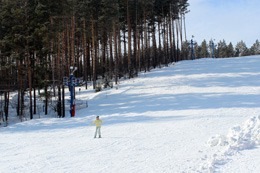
left=1, top=56, right=260, bottom=173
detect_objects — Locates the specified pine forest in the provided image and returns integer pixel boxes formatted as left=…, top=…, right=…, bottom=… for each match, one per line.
left=0, top=0, right=260, bottom=122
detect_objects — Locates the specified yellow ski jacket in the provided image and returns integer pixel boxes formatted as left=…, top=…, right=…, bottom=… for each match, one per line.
left=90, top=119, right=103, bottom=127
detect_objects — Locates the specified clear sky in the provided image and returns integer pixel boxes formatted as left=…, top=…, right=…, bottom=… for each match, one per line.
left=185, top=0, right=260, bottom=47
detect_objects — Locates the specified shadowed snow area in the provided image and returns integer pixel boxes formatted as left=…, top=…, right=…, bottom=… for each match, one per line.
left=1, top=56, right=260, bottom=173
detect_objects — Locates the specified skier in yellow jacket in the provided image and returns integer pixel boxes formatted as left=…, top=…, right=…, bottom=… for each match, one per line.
left=90, top=116, right=103, bottom=138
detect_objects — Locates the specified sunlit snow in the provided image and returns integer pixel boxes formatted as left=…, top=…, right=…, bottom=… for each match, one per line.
left=1, top=56, right=260, bottom=172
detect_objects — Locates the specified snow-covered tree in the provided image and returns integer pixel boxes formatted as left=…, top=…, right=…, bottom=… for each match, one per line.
left=235, top=40, right=248, bottom=57
left=249, top=40, right=260, bottom=55
left=216, top=40, right=228, bottom=58
left=226, top=42, right=234, bottom=57
left=200, top=40, right=209, bottom=58
left=181, top=41, right=190, bottom=60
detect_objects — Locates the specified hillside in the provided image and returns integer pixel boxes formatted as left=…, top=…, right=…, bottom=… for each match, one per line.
left=1, top=56, right=260, bottom=172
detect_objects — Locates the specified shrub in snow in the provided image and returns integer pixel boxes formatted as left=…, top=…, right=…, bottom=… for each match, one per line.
left=95, top=82, right=102, bottom=92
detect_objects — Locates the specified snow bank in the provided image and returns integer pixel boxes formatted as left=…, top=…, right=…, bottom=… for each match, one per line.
left=200, top=116, right=260, bottom=172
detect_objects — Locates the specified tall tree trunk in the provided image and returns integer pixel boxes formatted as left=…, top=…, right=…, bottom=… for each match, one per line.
left=87, top=37, right=91, bottom=82
left=144, top=10, right=148, bottom=72
left=152, top=23, right=157, bottom=68
left=169, top=4, right=173, bottom=62
left=175, top=19, right=180, bottom=61
left=102, top=25, right=107, bottom=77
left=147, top=26, right=151, bottom=70
left=113, top=19, right=118, bottom=84
left=127, top=0, right=132, bottom=78
left=95, top=21, right=99, bottom=80
left=24, top=0, right=33, bottom=119
left=62, top=84, right=65, bottom=117
left=76, top=35, right=80, bottom=77
left=138, top=26, right=141, bottom=72
left=163, top=14, right=167, bottom=65
left=57, top=31, right=62, bottom=117
left=61, top=26, right=66, bottom=77
left=61, top=27, right=67, bottom=116
left=166, top=16, right=169, bottom=64
left=101, top=23, right=104, bottom=78
left=45, top=54, right=48, bottom=115
left=32, top=52, right=36, bottom=115
left=16, top=53, right=20, bottom=116
left=58, top=85, right=61, bottom=117
left=179, top=13, right=183, bottom=51
left=158, top=21, right=163, bottom=66
left=117, top=24, right=122, bottom=78
left=71, top=12, right=75, bottom=68
left=109, top=29, right=113, bottom=80
left=34, top=86, right=36, bottom=115
left=57, top=29, right=61, bottom=82
left=26, top=34, right=33, bottom=119
left=91, top=11, right=96, bottom=89
left=183, top=14, right=187, bottom=42
left=123, top=29, right=127, bottom=74
left=67, top=23, right=71, bottom=75
left=134, top=0, right=138, bottom=76
left=4, top=58, right=10, bottom=121
left=83, top=19, right=88, bottom=89
left=4, top=91, right=9, bottom=121
left=172, top=18, right=177, bottom=62
left=20, top=57, right=24, bottom=116
left=141, top=24, right=144, bottom=71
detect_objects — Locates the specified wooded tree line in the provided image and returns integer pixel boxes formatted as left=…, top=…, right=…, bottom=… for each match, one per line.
left=0, top=0, right=189, bottom=121
left=182, top=39, right=260, bottom=59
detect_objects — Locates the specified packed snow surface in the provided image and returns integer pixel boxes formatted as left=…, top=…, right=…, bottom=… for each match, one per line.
left=1, top=56, right=260, bottom=173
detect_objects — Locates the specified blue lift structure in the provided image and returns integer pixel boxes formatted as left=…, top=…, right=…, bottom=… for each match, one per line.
left=188, top=35, right=197, bottom=60
left=63, top=67, right=83, bottom=117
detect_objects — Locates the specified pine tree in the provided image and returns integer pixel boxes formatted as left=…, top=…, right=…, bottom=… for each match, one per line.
left=216, top=40, right=228, bottom=58
left=226, top=42, right=234, bottom=57
left=235, top=40, right=248, bottom=57
left=200, top=40, right=209, bottom=58
left=249, top=40, right=260, bottom=55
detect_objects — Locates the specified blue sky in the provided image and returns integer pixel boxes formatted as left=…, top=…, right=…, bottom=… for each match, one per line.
left=185, top=0, right=260, bottom=47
